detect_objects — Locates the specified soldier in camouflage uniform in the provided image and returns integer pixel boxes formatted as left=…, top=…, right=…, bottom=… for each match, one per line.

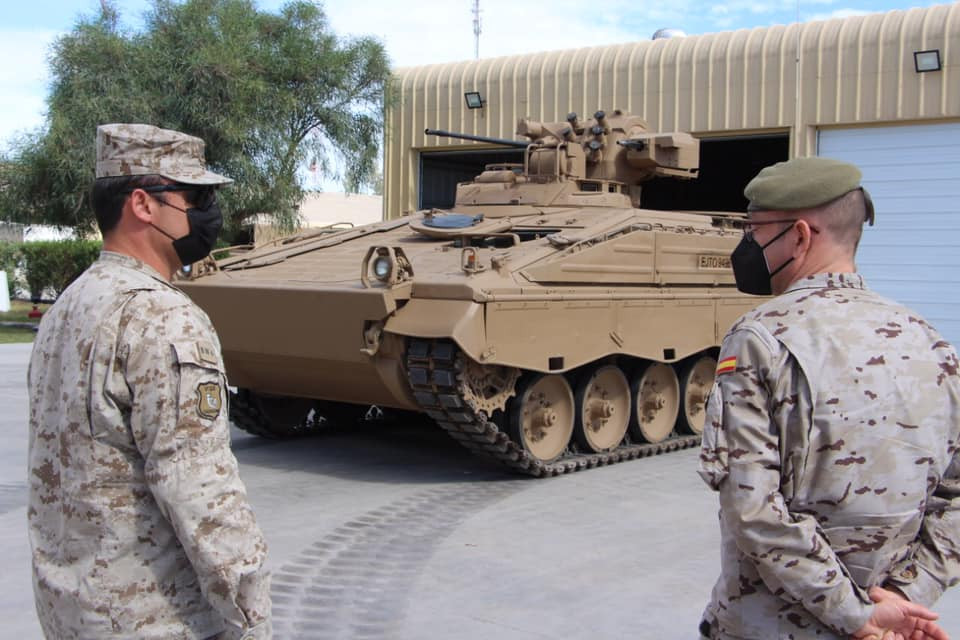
left=698, top=157, right=958, bottom=640
left=27, top=124, right=271, bottom=639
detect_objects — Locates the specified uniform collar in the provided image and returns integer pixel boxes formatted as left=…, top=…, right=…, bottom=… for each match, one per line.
left=98, top=250, right=172, bottom=286
left=784, top=272, right=866, bottom=294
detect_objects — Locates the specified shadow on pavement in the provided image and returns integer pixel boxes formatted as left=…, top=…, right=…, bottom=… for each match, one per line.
left=230, top=415, right=524, bottom=486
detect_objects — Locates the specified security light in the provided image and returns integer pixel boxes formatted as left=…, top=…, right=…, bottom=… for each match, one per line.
left=914, top=49, right=941, bottom=73
left=464, top=91, right=484, bottom=109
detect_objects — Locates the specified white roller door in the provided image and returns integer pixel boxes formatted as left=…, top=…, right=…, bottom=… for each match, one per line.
left=818, top=122, right=960, bottom=346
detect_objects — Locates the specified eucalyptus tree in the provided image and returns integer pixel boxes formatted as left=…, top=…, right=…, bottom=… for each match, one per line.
left=1, top=0, right=390, bottom=234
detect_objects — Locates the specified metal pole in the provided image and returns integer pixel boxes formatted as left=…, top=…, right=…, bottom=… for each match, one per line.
left=472, top=0, right=481, bottom=59
left=795, top=0, right=802, bottom=157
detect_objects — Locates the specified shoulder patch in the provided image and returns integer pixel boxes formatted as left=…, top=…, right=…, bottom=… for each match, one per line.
left=196, top=382, right=223, bottom=420
left=716, top=356, right=737, bottom=375
left=196, top=341, right=219, bottom=365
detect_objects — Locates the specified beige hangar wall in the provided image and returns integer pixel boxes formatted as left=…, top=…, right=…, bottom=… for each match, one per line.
left=384, top=3, right=959, bottom=219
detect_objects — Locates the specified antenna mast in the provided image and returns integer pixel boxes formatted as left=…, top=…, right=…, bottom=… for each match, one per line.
left=472, top=0, right=481, bottom=59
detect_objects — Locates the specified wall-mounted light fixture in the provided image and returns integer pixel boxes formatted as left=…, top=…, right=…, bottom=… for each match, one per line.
left=464, top=91, right=484, bottom=109
left=914, top=49, right=941, bottom=73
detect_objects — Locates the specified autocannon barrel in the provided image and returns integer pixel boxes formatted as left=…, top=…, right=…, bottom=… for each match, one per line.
left=425, top=128, right=530, bottom=149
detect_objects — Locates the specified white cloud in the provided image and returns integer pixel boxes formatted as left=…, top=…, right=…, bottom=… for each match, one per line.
left=320, top=0, right=862, bottom=69
left=323, top=0, right=680, bottom=68
left=697, top=0, right=838, bottom=21
left=805, top=8, right=873, bottom=21
left=0, top=29, right=58, bottom=149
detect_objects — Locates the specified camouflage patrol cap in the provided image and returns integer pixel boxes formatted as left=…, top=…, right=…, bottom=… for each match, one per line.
left=745, top=156, right=874, bottom=224
left=95, top=123, right=232, bottom=185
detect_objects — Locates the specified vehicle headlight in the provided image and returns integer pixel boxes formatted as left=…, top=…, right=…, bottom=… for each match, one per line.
left=373, top=255, right=392, bottom=281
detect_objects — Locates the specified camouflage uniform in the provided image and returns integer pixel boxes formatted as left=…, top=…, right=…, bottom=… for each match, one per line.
left=28, top=251, right=271, bottom=639
left=95, top=123, right=233, bottom=184
left=698, top=272, right=960, bottom=639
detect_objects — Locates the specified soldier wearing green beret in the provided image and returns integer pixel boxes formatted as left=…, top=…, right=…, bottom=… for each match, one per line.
left=27, top=124, right=271, bottom=639
left=698, top=157, right=959, bottom=639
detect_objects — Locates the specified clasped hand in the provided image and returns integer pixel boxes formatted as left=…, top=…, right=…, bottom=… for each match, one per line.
left=851, top=586, right=949, bottom=640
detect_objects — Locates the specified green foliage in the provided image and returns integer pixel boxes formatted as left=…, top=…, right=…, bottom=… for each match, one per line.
left=0, top=0, right=391, bottom=236
left=9, top=240, right=101, bottom=300
left=0, top=242, right=26, bottom=297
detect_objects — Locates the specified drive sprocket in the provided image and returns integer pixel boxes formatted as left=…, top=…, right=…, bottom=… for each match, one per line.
left=458, top=357, right=521, bottom=417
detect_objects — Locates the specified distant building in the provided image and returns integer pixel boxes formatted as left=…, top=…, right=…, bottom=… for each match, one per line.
left=0, top=222, right=22, bottom=243
left=0, top=222, right=77, bottom=243
left=24, top=225, right=78, bottom=242
left=299, top=192, right=384, bottom=227
left=247, top=192, right=384, bottom=245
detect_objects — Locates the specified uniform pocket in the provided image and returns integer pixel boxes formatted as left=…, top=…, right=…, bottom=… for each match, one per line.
left=171, top=342, right=230, bottom=462
left=698, top=383, right=729, bottom=490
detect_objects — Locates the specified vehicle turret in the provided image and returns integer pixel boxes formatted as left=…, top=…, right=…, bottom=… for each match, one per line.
left=423, top=129, right=530, bottom=149
left=428, top=109, right=700, bottom=210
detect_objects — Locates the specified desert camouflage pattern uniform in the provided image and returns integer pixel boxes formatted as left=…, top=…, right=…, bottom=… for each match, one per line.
left=28, top=251, right=270, bottom=639
left=699, top=272, right=960, bottom=639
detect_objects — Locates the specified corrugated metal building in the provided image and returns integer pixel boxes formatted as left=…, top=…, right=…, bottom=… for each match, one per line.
left=385, top=3, right=960, bottom=342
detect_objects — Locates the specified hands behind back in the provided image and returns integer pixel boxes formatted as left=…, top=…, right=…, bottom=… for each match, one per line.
left=851, top=586, right=949, bottom=640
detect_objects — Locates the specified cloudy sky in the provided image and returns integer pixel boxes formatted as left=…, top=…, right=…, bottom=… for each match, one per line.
left=0, top=0, right=945, bottom=151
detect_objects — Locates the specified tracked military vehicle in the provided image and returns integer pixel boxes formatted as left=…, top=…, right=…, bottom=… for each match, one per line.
left=178, top=110, right=759, bottom=477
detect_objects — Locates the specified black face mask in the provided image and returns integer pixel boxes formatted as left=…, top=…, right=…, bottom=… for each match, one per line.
left=730, top=223, right=795, bottom=296
left=151, top=198, right=223, bottom=266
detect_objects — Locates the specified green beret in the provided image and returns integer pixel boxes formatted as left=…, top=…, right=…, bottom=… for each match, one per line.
left=745, top=157, right=873, bottom=223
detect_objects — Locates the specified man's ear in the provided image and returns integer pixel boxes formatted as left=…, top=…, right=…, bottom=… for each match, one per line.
left=792, top=219, right=815, bottom=258
left=126, top=189, right=154, bottom=225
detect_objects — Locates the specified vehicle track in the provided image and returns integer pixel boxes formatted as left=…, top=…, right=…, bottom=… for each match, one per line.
left=406, top=339, right=701, bottom=477
left=270, top=483, right=521, bottom=639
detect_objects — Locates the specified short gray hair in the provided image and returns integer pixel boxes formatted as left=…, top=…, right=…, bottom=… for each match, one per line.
left=805, top=189, right=867, bottom=253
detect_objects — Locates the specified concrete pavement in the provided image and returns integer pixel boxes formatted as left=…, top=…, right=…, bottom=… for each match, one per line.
left=2, top=342, right=958, bottom=639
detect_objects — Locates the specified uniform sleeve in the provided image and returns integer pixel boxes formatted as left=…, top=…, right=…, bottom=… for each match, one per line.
left=886, top=441, right=960, bottom=606
left=699, top=323, right=874, bottom=635
left=122, top=296, right=271, bottom=638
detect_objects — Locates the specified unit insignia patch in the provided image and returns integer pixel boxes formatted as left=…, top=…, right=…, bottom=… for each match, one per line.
left=196, top=382, right=222, bottom=420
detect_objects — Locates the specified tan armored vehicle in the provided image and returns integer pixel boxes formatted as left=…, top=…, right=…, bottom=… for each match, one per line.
left=178, top=109, right=759, bottom=477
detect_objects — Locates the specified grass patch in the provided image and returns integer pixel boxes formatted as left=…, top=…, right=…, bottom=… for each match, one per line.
left=0, top=326, right=37, bottom=344
left=0, top=299, right=50, bottom=323
left=0, top=299, right=50, bottom=343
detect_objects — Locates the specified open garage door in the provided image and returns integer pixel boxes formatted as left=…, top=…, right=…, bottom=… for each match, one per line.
left=419, top=149, right=524, bottom=209
left=819, top=122, right=960, bottom=345
left=640, top=134, right=789, bottom=212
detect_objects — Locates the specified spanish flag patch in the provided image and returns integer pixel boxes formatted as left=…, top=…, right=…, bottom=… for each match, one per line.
left=716, top=356, right=737, bottom=375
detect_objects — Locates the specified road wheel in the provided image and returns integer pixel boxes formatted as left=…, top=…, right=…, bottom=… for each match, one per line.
left=507, top=374, right=575, bottom=463
left=677, top=355, right=717, bottom=435
left=574, top=364, right=630, bottom=452
left=628, top=362, right=679, bottom=444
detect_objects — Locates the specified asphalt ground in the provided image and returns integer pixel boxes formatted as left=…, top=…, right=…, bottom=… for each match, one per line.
left=2, top=342, right=959, bottom=639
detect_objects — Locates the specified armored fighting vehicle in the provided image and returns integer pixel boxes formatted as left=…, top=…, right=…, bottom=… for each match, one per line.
left=178, top=110, right=759, bottom=477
